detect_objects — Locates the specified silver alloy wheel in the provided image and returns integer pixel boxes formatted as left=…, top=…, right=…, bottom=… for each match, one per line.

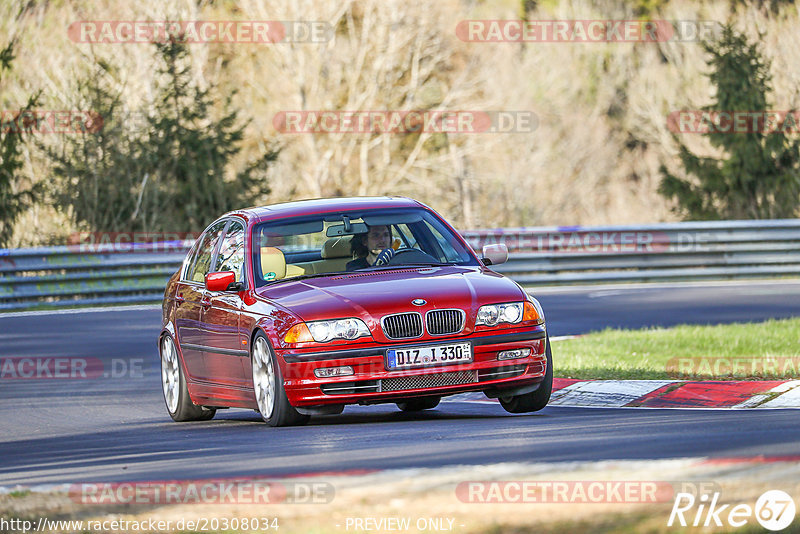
left=161, top=336, right=180, bottom=413
left=252, top=337, right=276, bottom=418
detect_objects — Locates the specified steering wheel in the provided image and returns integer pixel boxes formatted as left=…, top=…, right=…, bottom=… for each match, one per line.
left=386, top=248, right=440, bottom=266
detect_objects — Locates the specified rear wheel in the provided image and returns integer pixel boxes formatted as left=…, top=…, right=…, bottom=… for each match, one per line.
left=252, top=333, right=309, bottom=427
left=160, top=335, right=216, bottom=422
left=397, top=396, right=441, bottom=412
left=499, top=336, right=553, bottom=414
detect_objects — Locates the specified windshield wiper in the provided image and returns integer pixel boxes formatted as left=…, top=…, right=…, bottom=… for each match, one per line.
left=363, top=262, right=451, bottom=270
left=264, top=271, right=347, bottom=285
left=262, top=264, right=454, bottom=285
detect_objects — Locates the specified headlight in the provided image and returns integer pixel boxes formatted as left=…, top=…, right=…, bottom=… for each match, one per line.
left=305, top=318, right=370, bottom=343
left=476, top=302, right=524, bottom=326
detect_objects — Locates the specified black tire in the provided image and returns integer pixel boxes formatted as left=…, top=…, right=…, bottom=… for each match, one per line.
left=251, top=332, right=309, bottom=427
left=397, top=396, right=441, bottom=412
left=499, top=336, right=553, bottom=414
left=160, top=334, right=216, bottom=422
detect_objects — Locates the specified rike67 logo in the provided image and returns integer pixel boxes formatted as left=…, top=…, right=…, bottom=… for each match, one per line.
left=669, top=490, right=796, bottom=531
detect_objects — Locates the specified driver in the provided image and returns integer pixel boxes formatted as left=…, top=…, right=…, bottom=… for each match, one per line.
left=346, top=225, right=393, bottom=271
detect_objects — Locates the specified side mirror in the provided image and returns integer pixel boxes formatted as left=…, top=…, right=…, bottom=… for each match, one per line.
left=205, top=271, right=241, bottom=292
left=481, top=243, right=508, bottom=266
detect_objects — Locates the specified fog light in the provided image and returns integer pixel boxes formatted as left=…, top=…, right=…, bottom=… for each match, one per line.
left=497, top=348, right=531, bottom=361
left=314, top=366, right=354, bottom=378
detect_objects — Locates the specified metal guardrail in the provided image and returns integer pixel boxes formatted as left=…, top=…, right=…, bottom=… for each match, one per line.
left=1, top=219, right=799, bottom=311
left=0, top=245, right=188, bottom=311
left=462, top=219, right=800, bottom=286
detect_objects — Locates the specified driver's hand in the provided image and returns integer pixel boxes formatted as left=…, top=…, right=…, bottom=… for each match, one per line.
left=374, top=247, right=395, bottom=266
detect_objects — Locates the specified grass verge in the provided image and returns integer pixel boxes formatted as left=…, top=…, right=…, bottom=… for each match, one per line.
left=553, top=318, right=800, bottom=380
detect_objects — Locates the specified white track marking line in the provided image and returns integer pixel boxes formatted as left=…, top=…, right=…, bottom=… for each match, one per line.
left=0, top=304, right=160, bottom=319
left=734, top=380, right=800, bottom=408
left=549, top=380, right=675, bottom=407
left=550, top=335, right=581, bottom=342
left=526, top=278, right=800, bottom=294
left=757, top=381, right=800, bottom=408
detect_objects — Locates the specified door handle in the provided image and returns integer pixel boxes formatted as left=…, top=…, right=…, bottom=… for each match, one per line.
left=175, top=294, right=185, bottom=304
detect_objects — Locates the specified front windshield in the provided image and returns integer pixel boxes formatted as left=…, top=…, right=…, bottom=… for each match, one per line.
left=252, top=208, right=479, bottom=287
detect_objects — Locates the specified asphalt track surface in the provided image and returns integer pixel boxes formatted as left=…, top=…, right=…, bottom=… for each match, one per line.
left=1, top=280, right=799, bottom=485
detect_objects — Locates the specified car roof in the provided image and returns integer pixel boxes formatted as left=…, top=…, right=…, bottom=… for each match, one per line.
left=232, top=196, right=426, bottom=223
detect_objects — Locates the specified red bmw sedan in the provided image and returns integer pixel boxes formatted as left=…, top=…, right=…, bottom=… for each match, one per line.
left=159, top=197, right=551, bottom=426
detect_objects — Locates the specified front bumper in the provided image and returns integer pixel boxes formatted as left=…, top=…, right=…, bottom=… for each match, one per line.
left=278, top=327, right=548, bottom=406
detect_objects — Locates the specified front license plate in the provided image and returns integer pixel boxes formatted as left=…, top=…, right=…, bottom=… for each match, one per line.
left=386, top=342, right=472, bottom=370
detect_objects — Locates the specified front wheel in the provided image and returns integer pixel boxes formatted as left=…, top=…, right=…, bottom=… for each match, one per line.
left=160, top=335, right=216, bottom=422
left=252, top=333, right=309, bottom=427
left=499, top=336, right=553, bottom=414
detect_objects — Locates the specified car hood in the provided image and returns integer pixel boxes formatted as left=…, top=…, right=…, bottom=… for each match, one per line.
left=254, top=266, right=525, bottom=326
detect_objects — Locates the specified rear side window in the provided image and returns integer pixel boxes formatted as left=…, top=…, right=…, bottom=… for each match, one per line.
left=186, top=220, right=228, bottom=283
left=181, top=241, right=201, bottom=280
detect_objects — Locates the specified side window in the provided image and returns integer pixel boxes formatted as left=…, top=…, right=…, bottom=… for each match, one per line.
left=181, top=241, right=201, bottom=281
left=213, top=221, right=245, bottom=282
left=187, top=220, right=228, bottom=283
